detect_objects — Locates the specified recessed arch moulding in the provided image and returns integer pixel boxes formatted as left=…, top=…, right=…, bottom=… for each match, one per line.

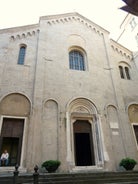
left=0, top=93, right=31, bottom=116
left=66, top=98, right=104, bottom=171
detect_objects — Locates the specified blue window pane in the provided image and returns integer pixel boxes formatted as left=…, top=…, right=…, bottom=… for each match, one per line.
left=18, top=46, right=26, bottom=65
left=80, top=58, right=84, bottom=70
left=69, top=55, right=74, bottom=69
left=69, top=50, right=85, bottom=71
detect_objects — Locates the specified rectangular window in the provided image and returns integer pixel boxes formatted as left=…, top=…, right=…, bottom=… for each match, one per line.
left=129, top=18, right=137, bottom=30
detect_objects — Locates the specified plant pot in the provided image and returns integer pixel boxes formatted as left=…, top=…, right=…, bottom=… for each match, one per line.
left=42, top=160, right=61, bottom=173
left=123, top=164, right=135, bottom=170
left=45, top=165, right=59, bottom=173
left=119, top=157, right=137, bottom=171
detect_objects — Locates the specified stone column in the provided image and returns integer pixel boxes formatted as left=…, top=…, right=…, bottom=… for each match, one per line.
left=66, top=112, right=72, bottom=168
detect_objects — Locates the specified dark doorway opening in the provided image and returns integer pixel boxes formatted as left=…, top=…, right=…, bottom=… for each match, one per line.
left=133, top=125, right=138, bottom=144
left=0, top=118, right=24, bottom=166
left=74, top=120, right=95, bottom=166
left=1, top=137, right=19, bottom=166
left=75, top=133, right=92, bottom=166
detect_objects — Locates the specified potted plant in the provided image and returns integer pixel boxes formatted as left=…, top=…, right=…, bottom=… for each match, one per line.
left=42, top=160, right=61, bottom=173
left=119, top=157, right=137, bottom=170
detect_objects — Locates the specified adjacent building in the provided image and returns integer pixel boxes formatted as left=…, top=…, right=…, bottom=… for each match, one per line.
left=117, top=14, right=138, bottom=69
left=0, top=12, right=138, bottom=173
left=117, top=14, right=138, bottom=51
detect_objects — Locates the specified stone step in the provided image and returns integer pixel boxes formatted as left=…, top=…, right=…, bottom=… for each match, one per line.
left=39, top=172, right=138, bottom=179
left=37, top=172, right=138, bottom=184
left=0, top=171, right=138, bottom=184
left=38, top=177, right=138, bottom=184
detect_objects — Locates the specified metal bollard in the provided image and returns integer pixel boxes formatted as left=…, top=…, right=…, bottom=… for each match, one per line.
left=13, top=164, right=19, bottom=184
left=33, top=165, right=39, bottom=184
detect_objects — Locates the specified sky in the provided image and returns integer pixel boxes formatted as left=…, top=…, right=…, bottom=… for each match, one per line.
left=0, top=0, right=127, bottom=39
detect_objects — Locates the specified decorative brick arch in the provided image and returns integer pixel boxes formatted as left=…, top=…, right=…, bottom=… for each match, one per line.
left=0, top=93, right=31, bottom=167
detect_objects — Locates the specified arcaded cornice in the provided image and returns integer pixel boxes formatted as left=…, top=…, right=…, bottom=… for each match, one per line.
left=40, top=12, right=109, bottom=35
left=0, top=24, right=39, bottom=41
left=110, top=39, right=132, bottom=59
left=0, top=12, right=110, bottom=40
left=0, top=24, right=39, bottom=33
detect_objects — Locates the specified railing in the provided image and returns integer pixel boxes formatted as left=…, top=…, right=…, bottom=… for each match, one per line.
left=0, top=166, right=138, bottom=184
left=14, top=164, right=39, bottom=184
left=0, top=164, right=40, bottom=184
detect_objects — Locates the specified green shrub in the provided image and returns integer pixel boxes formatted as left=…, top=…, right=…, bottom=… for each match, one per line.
left=119, top=157, right=137, bottom=170
left=42, top=160, right=61, bottom=172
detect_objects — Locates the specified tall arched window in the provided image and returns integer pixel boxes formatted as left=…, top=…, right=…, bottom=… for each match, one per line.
left=125, top=67, right=131, bottom=80
left=69, top=50, right=85, bottom=71
left=118, top=63, right=131, bottom=80
left=18, top=45, right=26, bottom=65
left=119, top=66, right=124, bottom=79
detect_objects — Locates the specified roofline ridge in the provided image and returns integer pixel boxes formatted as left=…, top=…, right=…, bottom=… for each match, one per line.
left=40, top=12, right=109, bottom=34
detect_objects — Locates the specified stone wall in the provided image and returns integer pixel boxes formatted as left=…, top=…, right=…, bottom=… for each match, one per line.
left=0, top=12, right=138, bottom=172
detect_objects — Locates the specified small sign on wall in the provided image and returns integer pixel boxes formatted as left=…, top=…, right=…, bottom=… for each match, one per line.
left=110, top=122, right=119, bottom=129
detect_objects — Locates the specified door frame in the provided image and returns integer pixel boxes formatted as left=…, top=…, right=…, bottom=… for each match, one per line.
left=0, top=115, right=27, bottom=168
left=131, top=123, right=138, bottom=150
left=73, top=120, right=95, bottom=166
left=68, top=115, right=104, bottom=171
left=72, top=118, right=97, bottom=167
left=66, top=98, right=104, bottom=172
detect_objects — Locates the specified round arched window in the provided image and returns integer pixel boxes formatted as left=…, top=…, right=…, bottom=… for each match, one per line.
left=69, top=50, right=85, bottom=71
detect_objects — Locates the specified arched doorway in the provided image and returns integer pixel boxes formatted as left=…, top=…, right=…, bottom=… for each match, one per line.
left=0, top=93, right=31, bottom=167
left=128, top=104, right=138, bottom=146
left=66, top=98, right=104, bottom=170
left=0, top=118, right=24, bottom=166
left=73, top=120, right=95, bottom=166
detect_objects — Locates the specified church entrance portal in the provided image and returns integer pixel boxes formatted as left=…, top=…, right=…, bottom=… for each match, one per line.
left=74, top=120, right=95, bottom=166
left=0, top=118, right=24, bottom=166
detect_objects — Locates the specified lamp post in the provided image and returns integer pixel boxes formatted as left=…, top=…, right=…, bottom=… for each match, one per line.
left=120, top=0, right=138, bottom=16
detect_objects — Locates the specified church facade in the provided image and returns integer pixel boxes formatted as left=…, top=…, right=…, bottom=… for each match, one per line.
left=0, top=12, right=138, bottom=173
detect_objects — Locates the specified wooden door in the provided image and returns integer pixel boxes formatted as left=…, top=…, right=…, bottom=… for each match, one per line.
left=0, top=118, right=24, bottom=166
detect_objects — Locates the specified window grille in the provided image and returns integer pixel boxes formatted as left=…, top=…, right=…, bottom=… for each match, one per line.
left=18, top=45, right=26, bottom=65
left=69, top=50, right=85, bottom=71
